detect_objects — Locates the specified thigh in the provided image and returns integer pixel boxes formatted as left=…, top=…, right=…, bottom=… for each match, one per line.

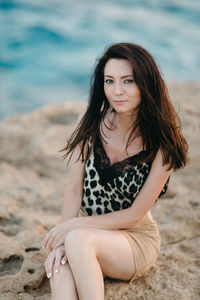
left=81, top=228, right=135, bottom=281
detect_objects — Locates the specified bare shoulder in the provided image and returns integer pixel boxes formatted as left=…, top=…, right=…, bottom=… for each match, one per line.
left=67, top=117, right=89, bottom=191
left=152, top=148, right=171, bottom=172
left=131, top=148, right=173, bottom=219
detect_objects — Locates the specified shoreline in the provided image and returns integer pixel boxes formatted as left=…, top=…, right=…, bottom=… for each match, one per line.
left=1, top=81, right=200, bottom=123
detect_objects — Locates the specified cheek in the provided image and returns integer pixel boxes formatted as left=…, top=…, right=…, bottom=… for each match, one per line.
left=104, top=85, right=111, bottom=98
left=129, top=86, right=141, bottom=99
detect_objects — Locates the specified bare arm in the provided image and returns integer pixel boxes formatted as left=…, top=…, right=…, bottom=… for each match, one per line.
left=61, top=146, right=87, bottom=222
left=43, top=113, right=87, bottom=262
left=61, top=113, right=87, bottom=222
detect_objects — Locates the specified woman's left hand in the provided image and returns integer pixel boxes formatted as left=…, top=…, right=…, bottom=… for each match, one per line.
left=43, top=217, right=80, bottom=251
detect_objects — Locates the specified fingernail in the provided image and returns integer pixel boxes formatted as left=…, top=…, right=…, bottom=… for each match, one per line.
left=55, top=269, right=58, bottom=274
left=61, top=259, right=66, bottom=265
left=47, top=273, right=52, bottom=279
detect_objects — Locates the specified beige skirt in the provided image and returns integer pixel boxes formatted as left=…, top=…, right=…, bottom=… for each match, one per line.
left=79, top=208, right=161, bottom=283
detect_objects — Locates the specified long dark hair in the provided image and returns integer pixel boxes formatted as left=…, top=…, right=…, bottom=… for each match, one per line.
left=61, top=42, right=188, bottom=170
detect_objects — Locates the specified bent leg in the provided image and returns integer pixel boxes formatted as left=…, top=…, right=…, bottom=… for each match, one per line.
left=50, top=263, right=78, bottom=300
left=65, top=228, right=135, bottom=300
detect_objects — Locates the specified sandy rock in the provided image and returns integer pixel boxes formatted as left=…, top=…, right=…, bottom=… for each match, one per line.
left=0, top=83, right=199, bottom=299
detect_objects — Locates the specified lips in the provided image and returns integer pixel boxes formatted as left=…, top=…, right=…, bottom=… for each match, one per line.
left=113, top=100, right=127, bottom=104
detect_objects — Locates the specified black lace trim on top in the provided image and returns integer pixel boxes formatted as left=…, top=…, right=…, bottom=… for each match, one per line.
left=93, top=134, right=169, bottom=198
left=96, top=133, right=147, bottom=167
left=93, top=134, right=152, bottom=185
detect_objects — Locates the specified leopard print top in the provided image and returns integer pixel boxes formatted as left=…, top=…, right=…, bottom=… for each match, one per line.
left=81, top=135, right=169, bottom=216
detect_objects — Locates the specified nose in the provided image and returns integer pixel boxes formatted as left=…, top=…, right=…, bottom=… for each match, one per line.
left=114, top=82, right=123, bottom=95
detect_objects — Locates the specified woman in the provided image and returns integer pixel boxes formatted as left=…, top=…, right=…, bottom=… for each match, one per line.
left=43, top=42, right=188, bottom=300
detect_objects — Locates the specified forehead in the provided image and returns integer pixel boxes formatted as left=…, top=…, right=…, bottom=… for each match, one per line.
left=104, top=58, right=133, bottom=75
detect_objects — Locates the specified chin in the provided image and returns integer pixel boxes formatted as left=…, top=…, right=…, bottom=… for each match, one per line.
left=114, top=106, right=134, bottom=115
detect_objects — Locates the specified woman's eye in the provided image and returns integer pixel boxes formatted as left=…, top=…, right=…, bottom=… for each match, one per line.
left=124, top=79, right=134, bottom=83
left=104, top=79, right=113, bottom=84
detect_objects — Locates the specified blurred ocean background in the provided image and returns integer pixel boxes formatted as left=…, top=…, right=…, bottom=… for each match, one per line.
left=1, top=0, right=200, bottom=120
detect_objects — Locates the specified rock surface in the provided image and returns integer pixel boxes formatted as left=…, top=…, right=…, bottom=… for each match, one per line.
left=0, top=83, right=200, bottom=299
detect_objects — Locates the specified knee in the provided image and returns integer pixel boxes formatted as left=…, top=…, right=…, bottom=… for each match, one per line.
left=65, top=228, right=95, bottom=262
left=50, top=264, right=77, bottom=299
left=50, top=264, right=71, bottom=291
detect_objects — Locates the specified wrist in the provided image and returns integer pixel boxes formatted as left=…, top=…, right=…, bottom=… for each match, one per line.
left=65, top=217, right=80, bottom=231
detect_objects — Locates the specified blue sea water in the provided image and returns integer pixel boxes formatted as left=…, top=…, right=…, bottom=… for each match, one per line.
left=0, top=0, right=200, bottom=120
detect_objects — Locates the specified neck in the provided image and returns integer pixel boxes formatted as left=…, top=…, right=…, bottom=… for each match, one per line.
left=114, top=112, right=137, bottom=133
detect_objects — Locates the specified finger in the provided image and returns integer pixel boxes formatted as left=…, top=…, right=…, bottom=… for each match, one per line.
left=45, top=251, right=55, bottom=279
left=45, top=253, right=54, bottom=279
left=44, top=254, right=51, bottom=274
left=61, top=253, right=68, bottom=266
left=43, top=227, right=57, bottom=249
left=46, top=233, right=56, bottom=251
left=43, top=230, right=52, bottom=249
left=53, top=250, right=64, bottom=275
left=51, top=231, right=65, bottom=250
left=52, top=238, right=64, bottom=250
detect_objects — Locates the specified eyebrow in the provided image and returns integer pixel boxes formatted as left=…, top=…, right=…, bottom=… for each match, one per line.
left=104, top=75, right=134, bottom=78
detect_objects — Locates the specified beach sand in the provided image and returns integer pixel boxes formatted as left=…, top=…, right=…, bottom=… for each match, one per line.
left=0, top=82, right=199, bottom=299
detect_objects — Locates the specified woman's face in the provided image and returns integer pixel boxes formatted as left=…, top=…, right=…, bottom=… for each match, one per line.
left=104, top=58, right=141, bottom=116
